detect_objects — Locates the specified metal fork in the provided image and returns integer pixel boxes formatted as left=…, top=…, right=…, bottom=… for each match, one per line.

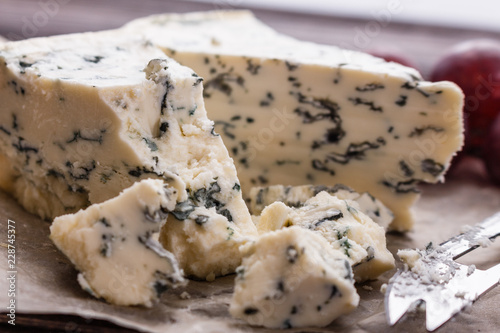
left=385, top=212, right=500, bottom=331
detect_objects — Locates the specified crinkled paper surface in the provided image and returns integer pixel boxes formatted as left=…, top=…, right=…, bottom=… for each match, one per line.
left=1, top=172, right=500, bottom=333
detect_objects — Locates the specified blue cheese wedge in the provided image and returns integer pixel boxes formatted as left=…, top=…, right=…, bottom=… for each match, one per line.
left=248, top=184, right=393, bottom=230
left=50, top=179, right=186, bottom=307
left=125, top=10, right=464, bottom=231
left=0, top=33, right=180, bottom=218
left=0, top=35, right=258, bottom=279
left=229, top=226, right=359, bottom=328
left=255, top=191, right=395, bottom=282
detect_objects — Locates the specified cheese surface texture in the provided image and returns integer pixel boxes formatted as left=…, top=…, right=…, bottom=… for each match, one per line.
left=50, top=179, right=186, bottom=307
left=0, top=34, right=257, bottom=279
left=158, top=181, right=257, bottom=280
left=254, top=191, right=395, bottom=282
left=248, top=184, right=394, bottom=230
left=0, top=33, right=179, bottom=218
left=125, top=11, right=464, bottom=231
left=229, top=226, right=359, bottom=328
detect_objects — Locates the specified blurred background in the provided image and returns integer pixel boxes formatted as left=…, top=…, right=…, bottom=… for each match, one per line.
left=1, top=0, right=500, bottom=77
left=194, top=0, right=500, bottom=31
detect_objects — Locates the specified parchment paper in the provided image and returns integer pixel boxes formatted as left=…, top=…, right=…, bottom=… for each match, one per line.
left=1, top=166, right=500, bottom=333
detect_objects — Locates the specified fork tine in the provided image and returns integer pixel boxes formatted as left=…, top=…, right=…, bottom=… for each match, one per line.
left=385, top=271, right=422, bottom=326
left=386, top=294, right=417, bottom=326
left=424, top=285, right=470, bottom=331
left=471, top=263, right=500, bottom=296
left=423, top=264, right=499, bottom=331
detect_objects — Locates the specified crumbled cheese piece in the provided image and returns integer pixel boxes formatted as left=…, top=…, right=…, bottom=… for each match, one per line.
left=50, top=179, right=186, bottom=307
left=362, top=285, right=374, bottom=291
left=254, top=191, right=394, bottom=282
left=230, top=226, right=359, bottom=328
left=397, top=248, right=422, bottom=268
left=248, top=184, right=394, bottom=230
left=467, top=264, right=476, bottom=276
left=180, top=291, right=191, bottom=300
left=159, top=200, right=257, bottom=280
left=460, top=224, right=494, bottom=248
left=397, top=243, right=462, bottom=286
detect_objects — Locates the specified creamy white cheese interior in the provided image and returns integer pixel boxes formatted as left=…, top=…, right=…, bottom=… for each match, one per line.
left=125, top=10, right=464, bottom=231
left=248, top=184, right=394, bottom=230
left=230, top=226, right=359, bottom=328
left=255, top=191, right=395, bottom=281
left=50, top=179, right=186, bottom=307
left=0, top=33, right=258, bottom=280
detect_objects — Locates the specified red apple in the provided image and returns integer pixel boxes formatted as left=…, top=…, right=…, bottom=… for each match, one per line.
left=430, top=39, right=500, bottom=157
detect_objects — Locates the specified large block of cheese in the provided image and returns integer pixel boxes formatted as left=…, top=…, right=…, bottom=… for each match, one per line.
left=50, top=179, right=186, bottom=307
left=0, top=33, right=257, bottom=279
left=0, top=32, right=174, bottom=218
left=230, top=226, right=359, bottom=328
left=125, top=11, right=464, bottom=231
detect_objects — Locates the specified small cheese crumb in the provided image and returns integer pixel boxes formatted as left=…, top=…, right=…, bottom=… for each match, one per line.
left=460, top=224, right=474, bottom=233
left=460, top=224, right=493, bottom=248
left=474, top=237, right=493, bottom=248
left=180, top=291, right=191, bottom=300
left=397, top=249, right=421, bottom=267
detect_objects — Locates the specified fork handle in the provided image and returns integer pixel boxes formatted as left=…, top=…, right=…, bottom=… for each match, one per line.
left=439, top=212, right=500, bottom=259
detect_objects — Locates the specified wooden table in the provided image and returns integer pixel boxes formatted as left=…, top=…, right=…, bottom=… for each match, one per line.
left=1, top=1, right=499, bottom=332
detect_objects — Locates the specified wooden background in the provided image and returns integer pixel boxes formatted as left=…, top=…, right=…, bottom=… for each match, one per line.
left=0, top=0, right=499, bottom=332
